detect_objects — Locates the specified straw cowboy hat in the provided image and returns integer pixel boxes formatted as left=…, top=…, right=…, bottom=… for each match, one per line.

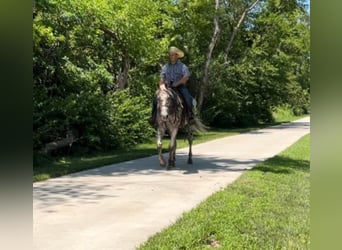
left=169, top=46, right=184, bottom=58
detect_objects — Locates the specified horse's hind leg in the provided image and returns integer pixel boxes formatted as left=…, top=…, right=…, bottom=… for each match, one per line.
left=157, top=128, right=166, bottom=167
left=187, top=127, right=193, bottom=164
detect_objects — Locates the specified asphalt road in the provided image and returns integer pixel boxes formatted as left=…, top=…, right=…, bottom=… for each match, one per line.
left=33, top=117, right=310, bottom=250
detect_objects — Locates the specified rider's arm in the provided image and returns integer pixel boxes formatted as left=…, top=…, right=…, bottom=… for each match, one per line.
left=172, top=63, right=190, bottom=87
left=172, top=76, right=189, bottom=87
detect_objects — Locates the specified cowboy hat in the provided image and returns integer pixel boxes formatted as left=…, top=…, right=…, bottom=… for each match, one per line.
left=169, top=46, right=184, bottom=58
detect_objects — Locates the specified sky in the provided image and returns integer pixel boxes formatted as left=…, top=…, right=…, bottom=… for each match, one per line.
left=304, top=0, right=310, bottom=12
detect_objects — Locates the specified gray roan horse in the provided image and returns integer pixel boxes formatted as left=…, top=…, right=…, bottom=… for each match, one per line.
left=155, top=84, right=206, bottom=170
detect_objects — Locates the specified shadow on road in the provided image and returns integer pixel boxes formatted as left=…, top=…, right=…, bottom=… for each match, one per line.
left=34, top=118, right=310, bottom=209
left=33, top=154, right=262, bottom=209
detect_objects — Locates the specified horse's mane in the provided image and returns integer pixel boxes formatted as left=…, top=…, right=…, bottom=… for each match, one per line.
left=156, top=85, right=177, bottom=99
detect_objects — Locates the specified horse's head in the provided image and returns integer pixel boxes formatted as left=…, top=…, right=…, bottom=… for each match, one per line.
left=157, top=87, right=172, bottom=122
left=157, top=84, right=182, bottom=122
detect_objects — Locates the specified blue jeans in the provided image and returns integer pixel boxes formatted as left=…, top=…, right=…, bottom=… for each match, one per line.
left=177, top=85, right=193, bottom=111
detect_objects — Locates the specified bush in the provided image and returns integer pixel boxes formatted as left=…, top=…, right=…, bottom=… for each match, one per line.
left=107, top=90, right=155, bottom=148
left=33, top=86, right=154, bottom=155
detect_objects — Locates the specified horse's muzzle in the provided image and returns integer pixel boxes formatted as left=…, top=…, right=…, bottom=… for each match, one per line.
left=161, top=115, right=168, bottom=121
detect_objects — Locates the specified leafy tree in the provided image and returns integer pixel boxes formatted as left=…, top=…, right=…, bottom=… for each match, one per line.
left=33, top=0, right=310, bottom=157
left=201, top=0, right=310, bottom=127
left=33, top=0, right=170, bottom=154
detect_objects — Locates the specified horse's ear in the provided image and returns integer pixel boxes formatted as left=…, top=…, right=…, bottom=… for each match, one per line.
left=159, top=84, right=167, bottom=91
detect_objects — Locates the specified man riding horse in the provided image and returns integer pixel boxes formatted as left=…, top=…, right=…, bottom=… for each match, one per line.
left=149, top=46, right=195, bottom=127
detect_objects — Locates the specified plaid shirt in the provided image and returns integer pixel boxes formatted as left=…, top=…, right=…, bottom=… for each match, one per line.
left=160, top=60, right=190, bottom=86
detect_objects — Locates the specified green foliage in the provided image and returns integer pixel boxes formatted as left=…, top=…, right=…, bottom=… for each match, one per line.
left=33, top=0, right=310, bottom=157
left=33, top=0, right=166, bottom=155
left=272, top=104, right=295, bottom=122
left=200, top=0, right=310, bottom=127
left=108, top=90, right=154, bottom=147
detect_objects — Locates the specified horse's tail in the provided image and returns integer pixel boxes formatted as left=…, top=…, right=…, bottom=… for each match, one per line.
left=190, top=117, right=208, bottom=133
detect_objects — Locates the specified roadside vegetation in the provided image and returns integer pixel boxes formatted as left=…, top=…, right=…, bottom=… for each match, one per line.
left=34, top=0, right=310, bottom=167
left=138, top=134, right=310, bottom=249
left=33, top=107, right=306, bottom=182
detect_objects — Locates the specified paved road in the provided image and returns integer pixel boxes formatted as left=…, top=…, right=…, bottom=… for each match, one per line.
left=33, top=117, right=310, bottom=250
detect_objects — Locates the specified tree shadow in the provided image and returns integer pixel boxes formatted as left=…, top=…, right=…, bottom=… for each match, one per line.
left=269, top=121, right=310, bottom=130
left=34, top=118, right=310, bottom=209
left=33, top=153, right=309, bottom=211
left=250, top=155, right=310, bottom=174
left=33, top=181, right=118, bottom=211
left=33, top=153, right=263, bottom=209
left=240, top=121, right=310, bottom=135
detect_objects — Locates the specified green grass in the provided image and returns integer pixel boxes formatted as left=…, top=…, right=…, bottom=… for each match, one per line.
left=138, top=134, right=310, bottom=250
left=33, top=113, right=307, bottom=182
left=272, top=105, right=307, bottom=123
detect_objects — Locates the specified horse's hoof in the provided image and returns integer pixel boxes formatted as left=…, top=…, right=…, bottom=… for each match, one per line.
left=187, top=159, right=193, bottom=164
left=160, top=161, right=166, bottom=167
left=167, top=162, right=174, bottom=170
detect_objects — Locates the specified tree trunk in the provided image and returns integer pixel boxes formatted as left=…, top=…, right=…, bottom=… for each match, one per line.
left=117, top=48, right=130, bottom=89
left=99, top=26, right=130, bottom=90
left=40, top=131, right=78, bottom=155
left=224, top=0, right=260, bottom=63
left=198, top=0, right=220, bottom=111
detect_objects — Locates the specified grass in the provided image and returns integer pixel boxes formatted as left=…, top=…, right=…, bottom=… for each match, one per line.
left=33, top=111, right=307, bottom=182
left=138, top=134, right=310, bottom=250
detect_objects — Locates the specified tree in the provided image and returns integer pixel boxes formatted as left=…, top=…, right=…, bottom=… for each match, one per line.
left=33, top=0, right=310, bottom=157
left=201, top=0, right=310, bottom=126
left=33, top=0, right=170, bottom=154
left=198, top=0, right=220, bottom=111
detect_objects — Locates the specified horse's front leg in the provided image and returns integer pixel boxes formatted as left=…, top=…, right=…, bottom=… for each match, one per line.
left=157, top=128, right=166, bottom=167
left=187, top=126, right=193, bottom=164
left=167, top=128, right=178, bottom=169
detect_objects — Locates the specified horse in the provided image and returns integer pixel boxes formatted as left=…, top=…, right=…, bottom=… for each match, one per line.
left=155, top=84, right=206, bottom=170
